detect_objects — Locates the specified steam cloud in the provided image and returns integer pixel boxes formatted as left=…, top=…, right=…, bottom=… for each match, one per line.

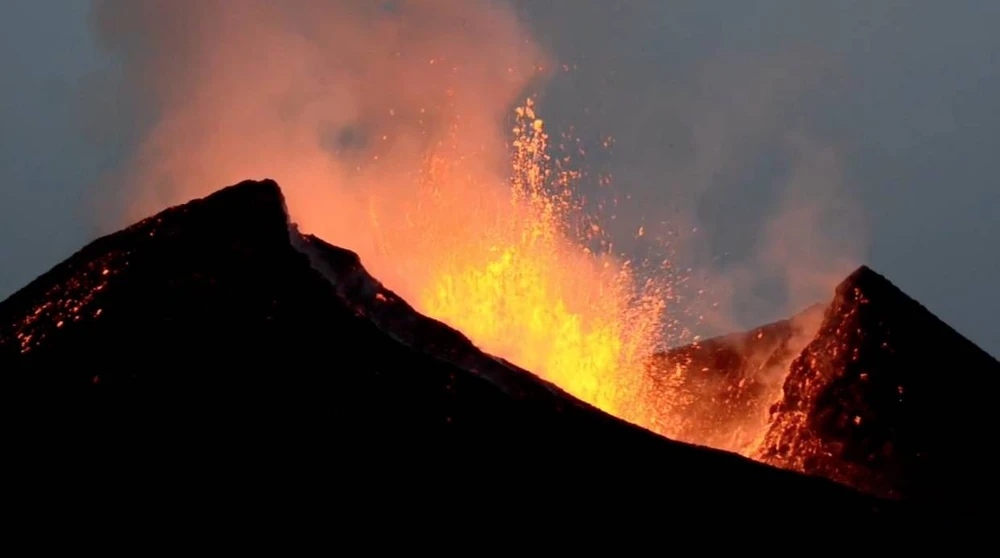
left=92, top=0, right=548, bottom=301
left=91, top=0, right=865, bottom=343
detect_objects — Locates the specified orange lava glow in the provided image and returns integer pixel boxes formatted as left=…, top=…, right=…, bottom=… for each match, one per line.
left=97, top=0, right=705, bottom=436
left=409, top=99, right=672, bottom=421
left=304, top=97, right=682, bottom=426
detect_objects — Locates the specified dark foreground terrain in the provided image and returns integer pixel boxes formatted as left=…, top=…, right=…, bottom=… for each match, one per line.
left=0, top=180, right=897, bottom=521
left=758, top=265, right=1000, bottom=505
left=648, top=262, right=1000, bottom=506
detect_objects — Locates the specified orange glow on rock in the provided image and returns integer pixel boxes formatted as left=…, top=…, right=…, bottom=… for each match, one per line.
left=351, top=98, right=675, bottom=424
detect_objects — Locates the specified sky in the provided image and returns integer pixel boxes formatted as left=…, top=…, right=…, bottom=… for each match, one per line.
left=1, top=0, right=998, bottom=356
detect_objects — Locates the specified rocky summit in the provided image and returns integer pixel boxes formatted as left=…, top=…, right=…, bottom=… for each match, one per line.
left=1, top=179, right=899, bottom=526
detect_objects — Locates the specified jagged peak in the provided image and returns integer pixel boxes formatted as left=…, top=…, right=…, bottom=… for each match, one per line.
left=832, top=263, right=997, bottom=361
left=836, top=264, right=943, bottom=322
left=205, top=178, right=287, bottom=217
left=834, top=265, right=926, bottom=319
left=0, top=180, right=293, bottom=316
left=837, top=265, right=890, bottom=295
left=147, top=178, right=288, bottom=231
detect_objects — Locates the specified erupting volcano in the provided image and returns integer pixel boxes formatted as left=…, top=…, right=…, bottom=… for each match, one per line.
left=3, top=172, right=997, bottom=514
left=4, top=0, right=997, bottom=523
left=397, top=99, right=675, bottom=426
left=1, top=178, right=893, bottom=519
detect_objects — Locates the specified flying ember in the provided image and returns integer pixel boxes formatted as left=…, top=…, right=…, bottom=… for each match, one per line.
left=376, top=98, right=678, bottom=426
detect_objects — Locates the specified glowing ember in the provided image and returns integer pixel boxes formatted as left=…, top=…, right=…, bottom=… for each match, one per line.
left=366, top=98, right=677, bottom=425
left=10, top=253, right=120, bottom=354
left=92, top=1, right=697, bottom=430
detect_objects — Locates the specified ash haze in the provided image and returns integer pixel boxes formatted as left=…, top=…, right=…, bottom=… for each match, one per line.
left=1, top=0, right=998, bottom=357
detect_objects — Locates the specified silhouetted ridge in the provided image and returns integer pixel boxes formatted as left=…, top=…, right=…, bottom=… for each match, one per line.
left=293, top=231, right=587, bottom=405
left=759, top=264, right=1000, bottom=503
left=0, top=178, right=303, bottom=381
left=0, top=179, right=891, bottom=520
left=642, top=262, right=997, bottom=505
left=838, top=265, right=994, bottom=360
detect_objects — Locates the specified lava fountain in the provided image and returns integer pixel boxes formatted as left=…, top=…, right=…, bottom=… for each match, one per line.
left=369, top=98, right=684, bottom=427
left=95, top=0, right=691, bottom=433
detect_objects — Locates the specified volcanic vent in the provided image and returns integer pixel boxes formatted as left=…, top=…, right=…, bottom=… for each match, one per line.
left=646, top=303, right=826, bottom=454
left=0, top=179, right=891, bottom=515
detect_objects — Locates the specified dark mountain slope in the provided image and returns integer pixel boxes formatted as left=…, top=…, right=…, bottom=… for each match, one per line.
left=0, top=179, right=892, bottom=520
left=758, top=265, right=1000, bottom=503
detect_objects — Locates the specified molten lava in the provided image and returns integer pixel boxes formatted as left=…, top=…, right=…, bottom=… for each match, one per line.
left=362, top=99, right=675, bottom=425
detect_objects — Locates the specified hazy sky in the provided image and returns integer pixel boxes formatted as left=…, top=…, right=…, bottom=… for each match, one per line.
left=1, top=0, right=998, bottom=356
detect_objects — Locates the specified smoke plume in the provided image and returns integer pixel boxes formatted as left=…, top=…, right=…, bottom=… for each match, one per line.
left=521, top=28, right=867, bottom=336
left=92, top=0, right=547, bottom=300
left=92, top=0, right=866, bottom=376
left=86, top=0, right=871, bottom=449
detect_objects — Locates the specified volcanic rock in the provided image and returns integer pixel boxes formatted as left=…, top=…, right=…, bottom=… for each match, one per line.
left=646, top=304, right=825, bottom=453
left=650, top=263, right=999, bottom=506
left=757, top=265, right=1000, bottom=504
left=0, top=179, right=890, bottom=520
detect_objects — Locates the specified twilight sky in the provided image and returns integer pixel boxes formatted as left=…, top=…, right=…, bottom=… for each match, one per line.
left=1, top=0, right=998, bottom=356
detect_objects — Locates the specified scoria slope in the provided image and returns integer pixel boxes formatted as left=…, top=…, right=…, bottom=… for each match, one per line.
left=757, top=265, right=1000, bottom=504
left=0, top=179, right=892, bottom=520
left=648, top=263, right=999, bottom=505
left=646, top=304, right=825, bottom=454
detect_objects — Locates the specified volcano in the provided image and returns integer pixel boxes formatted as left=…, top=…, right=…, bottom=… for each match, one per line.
left=648, top=263, right=999, bottom=506
left=757, top=265, right=1000, bottom=504
left=4, top=178, right=992, bottom=522
left=1, top=179, right=898, bottom=521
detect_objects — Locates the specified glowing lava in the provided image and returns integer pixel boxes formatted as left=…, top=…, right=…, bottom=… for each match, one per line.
left=395, top=99, right=674, bottom=424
